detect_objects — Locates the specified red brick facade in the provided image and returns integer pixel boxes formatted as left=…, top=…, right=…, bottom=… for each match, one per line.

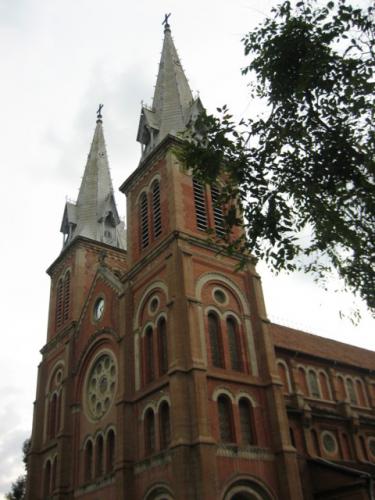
left=27, top=141, right=375, bottom=498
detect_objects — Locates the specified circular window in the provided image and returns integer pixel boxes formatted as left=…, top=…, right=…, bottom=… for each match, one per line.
left=85, top=352, right=117, bottom=421
left=369, top=438, right=375, bottom=457
left=322, top=432, right=337, bottom=454
left=148, top=296, right=160, bottom=314
left=213, top=288, right=227, bottom=305
left=93, top=297, right=105, bottom=321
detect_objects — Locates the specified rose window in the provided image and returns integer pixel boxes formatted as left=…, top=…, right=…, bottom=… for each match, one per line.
left=86, top=353, right=116, bottom=420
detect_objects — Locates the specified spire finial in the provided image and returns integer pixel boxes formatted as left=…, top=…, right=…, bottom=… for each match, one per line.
left=96, top=104, right=104, bottom=123
left=162, top=13, right=171, bottom=32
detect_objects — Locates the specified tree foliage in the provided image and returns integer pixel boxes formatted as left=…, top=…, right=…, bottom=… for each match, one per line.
left=5, top=438, right=30, bottom=500
left=179, top=0, right=375, bottom=314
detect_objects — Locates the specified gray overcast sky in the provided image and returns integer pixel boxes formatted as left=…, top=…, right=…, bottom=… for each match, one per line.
left=0, top=0, right=373, bottom=496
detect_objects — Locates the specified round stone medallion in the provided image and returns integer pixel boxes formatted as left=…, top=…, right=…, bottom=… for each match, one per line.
left=85, top=352, right=117, bottom=421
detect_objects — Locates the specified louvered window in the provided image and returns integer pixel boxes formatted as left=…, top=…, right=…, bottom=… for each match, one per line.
left=145, top=409, right=155, bottom=455
left=210, top=184, right=225, bottom=237
left=239, top=398, right=254, bottom=445
left=140, top=192, right=149, bottom=249
left=208, top=313, right=224, bottom=368
left=227, top=317, right=242, bottom=371
left=56, top=279, right=63, bottom=328
left=193, top=178, right=208, bottom=231
left=159, top=402, right=171, bottom=449
left=145, top=327, right=154, bottom=383
left=218, top=395, right=234, bottom=442
left=158, top=317, right=168, bottom=376
left=63, top=271, right=70, bottom=321
left=152, top=180, right=162, bottom=238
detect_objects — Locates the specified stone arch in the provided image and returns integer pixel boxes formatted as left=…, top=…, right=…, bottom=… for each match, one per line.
left=144, top=482, right=174, bottom=500
left=147, top=173, right=162, bottom=191
left=134, top=280, right=169, bottom=330
left=222, top=476, right=276, bottom=500
left=196, top=272, right=258, bottom=375
left=235, top=392, right=258, bottom=407
left=195, top=272, right=250, bottom=316
left=141, top=401, right=157, bottom=421
left=156, top=395, right=171, bottom=413
left=212, top=387, right=236, bottom=403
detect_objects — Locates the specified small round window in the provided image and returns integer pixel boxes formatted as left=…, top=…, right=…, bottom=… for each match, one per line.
left=148, top=296, right=160, bottom=315
left=213, top=288, right=227, bottom=305
left=322, top=432, right=337, bottom=454
left=369, top=438, right=375, bottom=457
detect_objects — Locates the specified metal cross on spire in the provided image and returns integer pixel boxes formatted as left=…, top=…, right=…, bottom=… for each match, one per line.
left=96, top=103, right=104, bottom=122
left=162, top=13, right=171, bottom=30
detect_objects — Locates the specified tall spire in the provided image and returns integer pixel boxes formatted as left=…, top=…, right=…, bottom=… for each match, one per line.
left=137, top=15, right=203, bottom=158
left=60, top=107, right=126, bottom=250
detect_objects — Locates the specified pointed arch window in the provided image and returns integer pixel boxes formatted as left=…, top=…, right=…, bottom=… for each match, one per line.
left=210, top=184, right=225, bottom=237
left=48, top=393, right=58, bottom=439
left=158, top=317, right=168, bottom=376
left=44, top=460, right=51, bottom=497
left=84, top=440, right=93, bottom=482
left=106, top=430, right=115, bottom=473
left=227, top=316, right=242, bottom=371
left=51, top=456, right=57, bottom=492
left=159, top=402, right=171, bottom=450
left=151, top=180, right=162, bottom=238
left=218, top=395, right=235, bottom=443
left=95, top=435, right=104, bottom=477
left=140, top=192, right=149, bottom=249
left=208, top=312, right=224, bottom=368
left=193, top=178, right=208, bottom=231
left=145, top=327, right=154, bottom=383
left=144, top=409, right=155, bottom=455
left=239, top=398, right=255, bottom=445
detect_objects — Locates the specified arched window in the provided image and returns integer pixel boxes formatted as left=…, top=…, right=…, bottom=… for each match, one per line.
left=48, top=393, right=58, bottom=439
left=151, top=180, right=162, bottom=238
left=44, top=460, right=51, bottom=497
left=84, top=440, right=93, bottom=482
left=158, top=317, right=168, bottom=376
left=319, top=371, right=331, bottom=400
left=208, top=312, right=224, bottom=368
left=210, top=184, right=225, bottom=238
left=290, top=427, right=296, bottom=448
left=106, top=430, right=115, bottom=473
left=355, top=379, right=367, bottom=406
left=227, top=317, right=242, bottom=371
left=308, top=370, right=321, bottom=398
left=51, top=456, right=57, bottom=492
left=217, top=395, right=234, bottom=443
left=346, top=378, right=357, bottom=405
left=63, top=271, right=70, bottom=321
left=311, top=429, right=320, bottom=456
left=193, top=178, right=208, bottom=231
left=359, top=435, right=368, bottom=461
left=140, top=192, right=149, bottom=249
left=95, top=435, right=104, bottom=477
left=277, top=361, right=291, bottom=393
left=238, top=398, right=255, bottom=445
left=145, top=327, right=154, bottom=383
left=56, top=278, right=64, bottom=328
left=159, top=402, right=171, bottom=450
left=336, top=375, right=346, bottom=401
left=298, top=367, right=309, bottom=395
left=145, top=409, right=155, bottom=455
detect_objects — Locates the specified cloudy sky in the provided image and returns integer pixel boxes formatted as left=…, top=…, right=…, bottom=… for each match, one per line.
left=0, top=0, right=373, bottom=496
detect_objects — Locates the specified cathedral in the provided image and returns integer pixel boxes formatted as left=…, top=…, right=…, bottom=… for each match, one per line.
left=26, top=19, right=375, bottom=500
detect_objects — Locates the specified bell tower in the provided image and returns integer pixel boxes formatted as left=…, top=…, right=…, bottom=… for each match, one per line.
left=27, top=18, right=304, bottom=500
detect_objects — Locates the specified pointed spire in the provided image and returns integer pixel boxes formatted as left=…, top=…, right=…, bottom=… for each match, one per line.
left=60, top=108, right=126, bottom=250
left=137, top=15, right=204, bottom=158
